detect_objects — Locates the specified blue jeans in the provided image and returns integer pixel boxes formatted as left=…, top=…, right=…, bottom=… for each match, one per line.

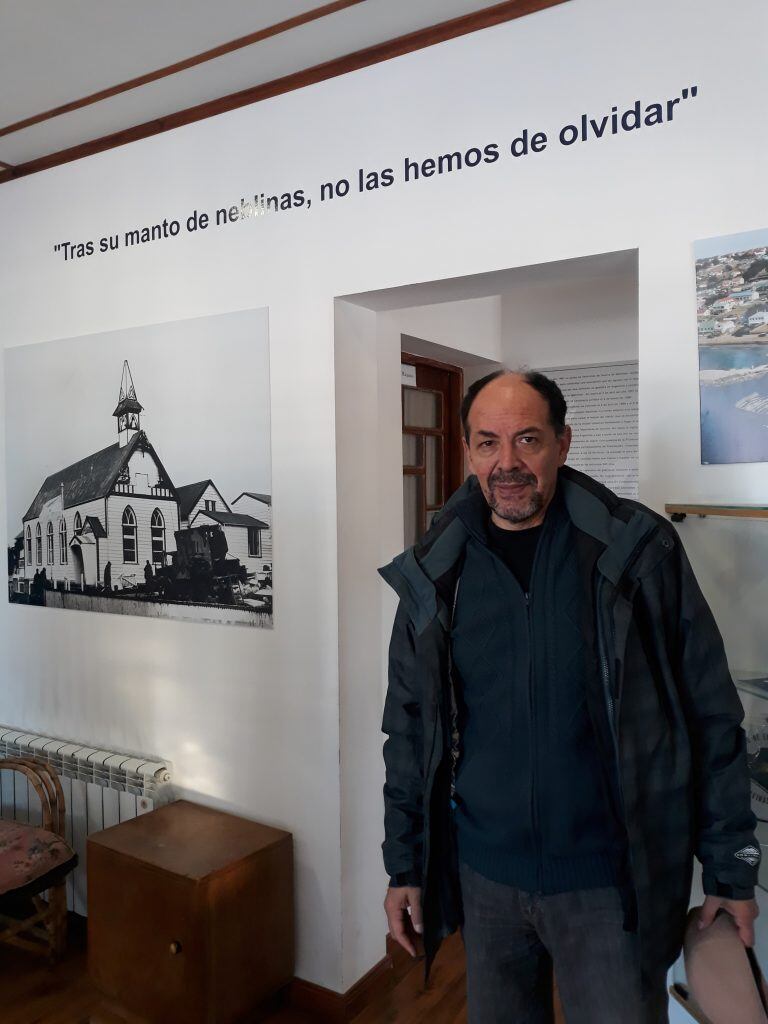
left=459, top=861, right=669, bottom=1024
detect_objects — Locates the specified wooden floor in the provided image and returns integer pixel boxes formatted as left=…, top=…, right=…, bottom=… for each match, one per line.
left=0, top=922, right=563, bottom=1023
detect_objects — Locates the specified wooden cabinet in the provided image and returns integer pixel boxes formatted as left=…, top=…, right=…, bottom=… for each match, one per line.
left=87, top=799, right=293, bottom=1024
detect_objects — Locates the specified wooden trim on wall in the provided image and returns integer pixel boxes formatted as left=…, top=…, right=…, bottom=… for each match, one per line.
left=289, top=935, right=413, bottom=1022
left=0, top=0, right=570, bottom=183
left=0, top=0, right=366, bottom=141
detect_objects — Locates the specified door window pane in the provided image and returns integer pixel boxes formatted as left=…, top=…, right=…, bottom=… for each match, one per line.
left=402, top=434, right=423, bottom=468
left=403, top=389, right=441, bottom=429
left=403, top=476, right=423, bottom=548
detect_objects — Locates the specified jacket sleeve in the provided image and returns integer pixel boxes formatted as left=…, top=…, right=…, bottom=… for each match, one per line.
left=670, top=537, right=759, bottom=900
left=382, top=600, right=425, bottom=886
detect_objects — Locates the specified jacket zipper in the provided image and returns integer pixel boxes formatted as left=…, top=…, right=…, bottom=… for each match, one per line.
left=595, top=528, right=658, bottom=915
left=596, top=574, right=618, bottom=755
left=525, top=589, right=542, bottom=891
left=448, top=577, right=462, bottom=801
left=598, top=528, right=657, bottom=756
left=423, top=577, right=462, bottom=884
left=483, top=544, right=544, bottom=888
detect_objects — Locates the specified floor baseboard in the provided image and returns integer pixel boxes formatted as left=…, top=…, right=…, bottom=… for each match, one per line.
left=289, top=935, right=416, bottom=1022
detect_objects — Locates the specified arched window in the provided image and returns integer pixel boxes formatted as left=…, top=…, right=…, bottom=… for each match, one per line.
left=35, top=523, right=42, bottom=565
left=59, top=518, right=68, bottom=564
left=122, top=506, right=137, bottom=563
left=46, top=522, right=54, bottom=564
left=150, top=509, right=165, bottom=566
left=25, top=526, right=32, bottom=565
left=73, top=512, right=82, bottom=533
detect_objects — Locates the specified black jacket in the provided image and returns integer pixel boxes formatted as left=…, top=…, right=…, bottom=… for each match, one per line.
left=379, top=466, right=759, bottom=987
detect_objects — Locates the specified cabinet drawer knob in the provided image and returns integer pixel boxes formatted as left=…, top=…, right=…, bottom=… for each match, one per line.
left=169, top=941, right=183, bottom=956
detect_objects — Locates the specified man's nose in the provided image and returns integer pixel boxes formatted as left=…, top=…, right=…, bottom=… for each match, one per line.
left=497, top=440, right=523, bottom=471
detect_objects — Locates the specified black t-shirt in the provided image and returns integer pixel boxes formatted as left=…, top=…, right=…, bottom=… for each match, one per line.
left=487, top=518, right=542, bottom=594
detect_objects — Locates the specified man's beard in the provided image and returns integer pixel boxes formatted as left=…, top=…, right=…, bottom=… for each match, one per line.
left=486, top=470, right=543, bottom=525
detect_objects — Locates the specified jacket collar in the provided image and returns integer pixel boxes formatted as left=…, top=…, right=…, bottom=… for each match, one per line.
left=558, top=467, right=661, bottom=587
left=379, top=466, right=667, bottom=632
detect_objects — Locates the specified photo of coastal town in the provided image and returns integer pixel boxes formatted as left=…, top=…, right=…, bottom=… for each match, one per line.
left=695, top=227, right=768, bottom=464
left=5, top=309, right=274, bottom=628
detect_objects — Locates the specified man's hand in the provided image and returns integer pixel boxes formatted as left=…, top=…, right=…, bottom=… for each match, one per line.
left=698, top=895, right=760, bottom=946
left=384, top=885, right=423, bottom=958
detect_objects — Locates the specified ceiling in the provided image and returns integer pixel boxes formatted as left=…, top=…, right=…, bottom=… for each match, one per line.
left=0, top=0, right=565, bottom=180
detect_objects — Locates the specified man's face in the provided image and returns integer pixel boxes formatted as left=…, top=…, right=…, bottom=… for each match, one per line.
left=463, top=375, right=571, bottom=530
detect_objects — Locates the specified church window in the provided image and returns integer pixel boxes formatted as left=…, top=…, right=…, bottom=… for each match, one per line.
left=26, top=526, right=32, bottom=565
left=59, top=519, right=68, bottom=564
left=248, top=526, right=261, bottom=557
left=151, top=509, right=165, bottom=565
left=46, top=522, right=54, bottom=564
left=122, top=506, right=137, bottom=563
left=35, top=523, right=42, bottom=565
left=74, top=512, right=82, bottom=532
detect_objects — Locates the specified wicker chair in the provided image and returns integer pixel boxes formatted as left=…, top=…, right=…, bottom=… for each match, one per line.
left=0, top=756, right=78, bottom=961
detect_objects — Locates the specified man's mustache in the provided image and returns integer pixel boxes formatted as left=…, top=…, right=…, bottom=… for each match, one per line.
left=489, top=471, right=537, bottom=487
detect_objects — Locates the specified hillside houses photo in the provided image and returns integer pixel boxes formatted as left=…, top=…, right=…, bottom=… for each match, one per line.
left=696, top=240, right=768, bottom=346
left=5, top=310, right=273, bottom=626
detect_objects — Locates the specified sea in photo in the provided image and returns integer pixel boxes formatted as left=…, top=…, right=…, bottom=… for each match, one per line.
left=700, top=345, right=768, bottom=464
left=695, top=227, right=768, bottom=465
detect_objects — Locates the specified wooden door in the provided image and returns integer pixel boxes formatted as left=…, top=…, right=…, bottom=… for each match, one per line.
left=401, top=353, right=464, bottom=548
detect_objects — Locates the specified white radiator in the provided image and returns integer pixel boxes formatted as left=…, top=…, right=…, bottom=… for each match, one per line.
left=0, top=726, right=172, bottom=915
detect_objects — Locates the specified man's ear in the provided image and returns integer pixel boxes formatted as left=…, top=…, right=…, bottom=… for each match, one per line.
left=558, top=425, right=572, bottom=466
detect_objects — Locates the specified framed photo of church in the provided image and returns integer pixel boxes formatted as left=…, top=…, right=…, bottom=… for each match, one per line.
left=5, top=308, right=273, bottom=628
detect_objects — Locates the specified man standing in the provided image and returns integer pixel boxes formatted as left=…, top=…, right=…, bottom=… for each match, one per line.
left=380, top=371, right=759, bottom=1023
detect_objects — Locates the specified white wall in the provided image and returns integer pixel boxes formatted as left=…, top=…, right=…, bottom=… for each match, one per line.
left=1, top=0, right=767, bottom=993
left=500, top=252, right=639, bottom=369
left=391, top=295, right=502, bottom=365
left=335, top=300, right=391, bottom=987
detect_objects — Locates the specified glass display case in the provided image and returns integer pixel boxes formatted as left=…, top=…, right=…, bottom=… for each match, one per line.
left=734, top=672, right=768, bottom=925
left=669, top=671, right=768, bottom=1021
left=664, top=505, right=768, bottom=1020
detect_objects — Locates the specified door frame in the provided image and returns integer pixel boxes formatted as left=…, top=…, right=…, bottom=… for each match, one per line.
left=401, top=351, right=464, bottom=538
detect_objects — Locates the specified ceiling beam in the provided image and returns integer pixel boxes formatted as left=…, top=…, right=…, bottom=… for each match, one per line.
left=0, top=0, right=366, bottom=141
left=1, top=0, right=569, bottom=183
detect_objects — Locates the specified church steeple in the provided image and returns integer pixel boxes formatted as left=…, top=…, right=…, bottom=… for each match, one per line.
left=113, top=361, right=143, bottom=448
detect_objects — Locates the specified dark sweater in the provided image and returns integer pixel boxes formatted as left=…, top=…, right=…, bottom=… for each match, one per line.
left=487, top=518, right=542, bottom=593
left=450, top=485, right=624, bottom=892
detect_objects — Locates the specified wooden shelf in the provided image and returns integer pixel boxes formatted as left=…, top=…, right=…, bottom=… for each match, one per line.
left=669, top=984, right=710, bottom=1024
left=665, top=503, right=768, bottom=522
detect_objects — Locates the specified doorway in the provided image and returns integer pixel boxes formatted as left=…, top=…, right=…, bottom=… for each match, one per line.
left=70, top=544, right=85, bottom=589
left=401, top=352, right=464, bottom=548
left=333, top=251, right=639, bottom=999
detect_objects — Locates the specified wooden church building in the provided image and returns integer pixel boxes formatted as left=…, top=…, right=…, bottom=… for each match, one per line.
left=17, top=362, right=181, bottom=590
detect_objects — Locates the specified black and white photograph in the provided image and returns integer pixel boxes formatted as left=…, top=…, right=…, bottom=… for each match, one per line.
left=695, top=227, right=768, bottom=465
left=5, top=309, right=273, bottom=627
